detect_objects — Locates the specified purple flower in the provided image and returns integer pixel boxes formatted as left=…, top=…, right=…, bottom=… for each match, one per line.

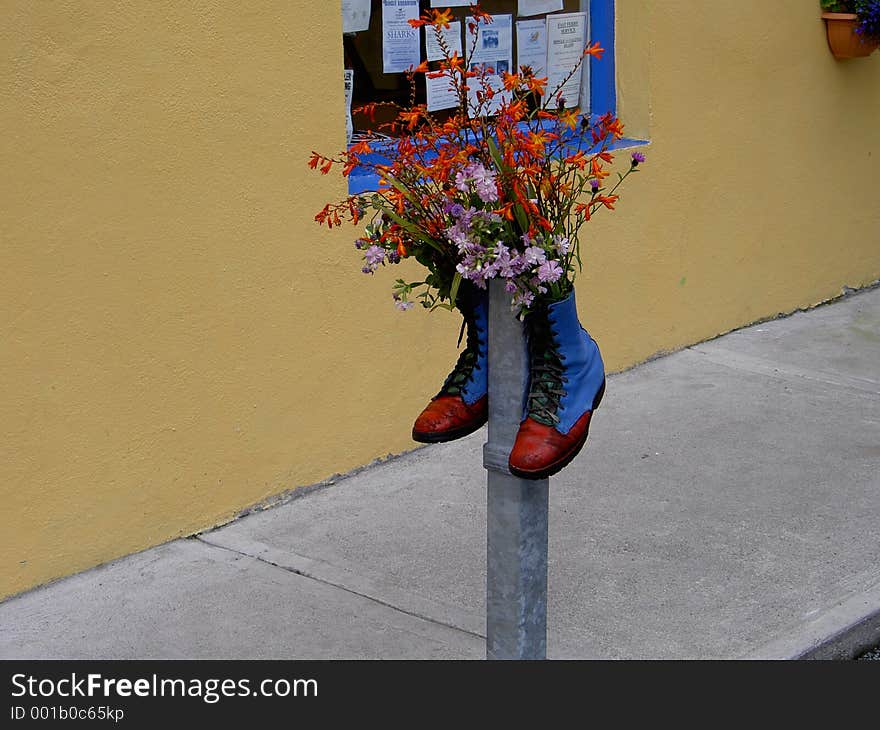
left=444, top=201, right=466, bottom=218
left=513, top=289, right=535, bottom=309
left=524, top=246, right=546, bottom=266
left=590, top=179, right=600, bottom=192
left=631, top=151, right=646, bottom=166
left=474, top=178, right=498, bottom=204
left=455, top=161, right=499, bottom=204
left=364, top=245, right=385, bottom=267
left=536, top=260, right=564, bottom=284
left=395, top=300, right=414, bottom=311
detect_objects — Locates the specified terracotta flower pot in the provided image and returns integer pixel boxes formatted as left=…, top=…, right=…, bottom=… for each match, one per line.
left=822, top=12, right=880, bottom=59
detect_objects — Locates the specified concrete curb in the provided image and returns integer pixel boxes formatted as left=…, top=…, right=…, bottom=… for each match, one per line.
left=744, top=577, right=880, bottom=660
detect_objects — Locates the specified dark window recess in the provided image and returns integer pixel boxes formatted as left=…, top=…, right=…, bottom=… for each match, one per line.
left=343, top=0, right=585, bottom=137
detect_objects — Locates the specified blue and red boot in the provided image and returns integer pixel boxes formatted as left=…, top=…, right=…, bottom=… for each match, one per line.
left=508, top=290, right=606, bottom=479
left=412, top=285, right=488, bottom=443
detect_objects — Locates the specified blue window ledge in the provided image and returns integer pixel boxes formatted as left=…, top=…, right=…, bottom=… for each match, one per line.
left=347, top=134, right=648, bottom=196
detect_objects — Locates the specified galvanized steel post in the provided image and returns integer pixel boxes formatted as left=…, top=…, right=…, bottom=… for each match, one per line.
left=483, top=278, right=550, bottom=660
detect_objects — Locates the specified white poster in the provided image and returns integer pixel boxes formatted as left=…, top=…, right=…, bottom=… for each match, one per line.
left=425, top=73, right=459, bottom=112
left=342, top=0, right=371, bottom=33
left=469, top=13, right=513, bottom=77
left=546, top=12, right=587, bottom=107
left=431, top=0, right=470, bottom=6
left=424, top=20, right=463, bottom=62
left=382, top=0, right=420, bottom=74
left=344, top=69, right=354, bottom=145
left=516, top=19, right=548, bottom=79
left=517, top=0, right=563, bottom=17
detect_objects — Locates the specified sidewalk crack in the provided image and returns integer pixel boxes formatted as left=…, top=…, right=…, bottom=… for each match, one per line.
left=196, top=535, right=486, bottom=641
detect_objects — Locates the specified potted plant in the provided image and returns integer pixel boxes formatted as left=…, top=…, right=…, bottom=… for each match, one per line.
left=821, top=0, right=880, bottom=58
left=309, top=5, right=646, bottom=478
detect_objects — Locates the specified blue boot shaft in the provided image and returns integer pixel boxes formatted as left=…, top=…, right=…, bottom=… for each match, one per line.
left=524, top=289, right=605, bottom=435
left=438, top=285, right=488, bottom=406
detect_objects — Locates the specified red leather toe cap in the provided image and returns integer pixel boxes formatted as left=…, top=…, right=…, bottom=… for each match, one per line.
left=508, top=410, right=594, bottom=479
left=412, top=394, right=488, bottom=443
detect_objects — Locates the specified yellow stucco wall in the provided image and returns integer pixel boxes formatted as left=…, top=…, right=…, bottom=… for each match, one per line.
left=1, top=1, right=878, bottom=600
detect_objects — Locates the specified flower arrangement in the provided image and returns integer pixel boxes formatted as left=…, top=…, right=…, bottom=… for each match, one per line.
left=310, top=4, right=645, bottom=317
left=821, top=0, right=880, bottom=43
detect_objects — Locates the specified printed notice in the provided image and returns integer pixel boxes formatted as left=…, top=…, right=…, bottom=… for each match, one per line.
left=344, top=69, right=354, bottom=144
left=517, top=0, right=563, bottom=17
left=516, top=19, right=547, bottom=78
left=342, top=0, right=371, bottom=33
left=470, top=13, right=513, bottom=76
left=382, top=0, right=420, bottom=73
left=425, top=73, right=459, bottom=112
left=424, top=20, right=463, bottom=62
left=546, top=12, right=587, bottom=107
left=430, top=0, right=470, bottom=6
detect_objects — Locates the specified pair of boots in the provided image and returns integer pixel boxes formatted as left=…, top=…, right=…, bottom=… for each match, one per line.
left=412, top=284, right=606, bottom=480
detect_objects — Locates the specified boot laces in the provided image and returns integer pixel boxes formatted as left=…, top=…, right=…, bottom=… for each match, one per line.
left=527, top=319, right=567, bottom=426
left=439, top=312, right=484, bottom=397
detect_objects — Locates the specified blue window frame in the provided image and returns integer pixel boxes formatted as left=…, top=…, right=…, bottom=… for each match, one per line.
left=589, top=0, right=616, bottom=119
left=347, top=0, right=640, bottom=195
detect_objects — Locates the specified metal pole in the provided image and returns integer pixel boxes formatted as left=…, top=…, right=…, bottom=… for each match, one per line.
left=483, top=279, right=550, bottom=660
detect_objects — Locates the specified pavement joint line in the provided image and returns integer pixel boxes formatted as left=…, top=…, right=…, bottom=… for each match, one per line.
left=684, top=346, right=880, bottom=396
left=196, top=533, right=487, bottom=641
left=742, top=575, right=880, bottom=660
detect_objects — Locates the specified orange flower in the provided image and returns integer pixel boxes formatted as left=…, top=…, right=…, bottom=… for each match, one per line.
left=470, top=4, right=493, bottom=24
left=564, top=151, right=587, bottom=170
left=525, top=75, right=547, bottom=97
left=494, top=202, right=515, bottom=221
left=595, top=194, right=619, bottom=210
left=505, top=99, right=527, bottom=123
left=583, top=41, right=604, bottom=60
left=501, top=71, right=521, bottom=92
left=444, top=52, right=465, bottom=73
left=350, top=140, right=372, bottom=155
left=398, top=108, right=424, bottom=131
left=525, top=129, right=557, bottom=154
left=558, top=106, right=580, bottom=130
left=590, top=158, right=609, bottom=180
left=430, top=8, right=454, bottom=29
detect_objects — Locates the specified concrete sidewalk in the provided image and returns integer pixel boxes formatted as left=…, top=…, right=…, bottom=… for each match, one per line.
left=2, top=287, right=879, bottom=660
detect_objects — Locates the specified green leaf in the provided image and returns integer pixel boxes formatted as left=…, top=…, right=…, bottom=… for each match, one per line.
left=431, top=301, right=457, bottom=312
left=512, top=203, right=529, bottom=232
left=382, top=171, right=419, bottom=205
left=449, top=271, right=462, bottom=307
left=485, top=135, right=507, bottom=174
left=374, top=204, right=444, bottom=254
